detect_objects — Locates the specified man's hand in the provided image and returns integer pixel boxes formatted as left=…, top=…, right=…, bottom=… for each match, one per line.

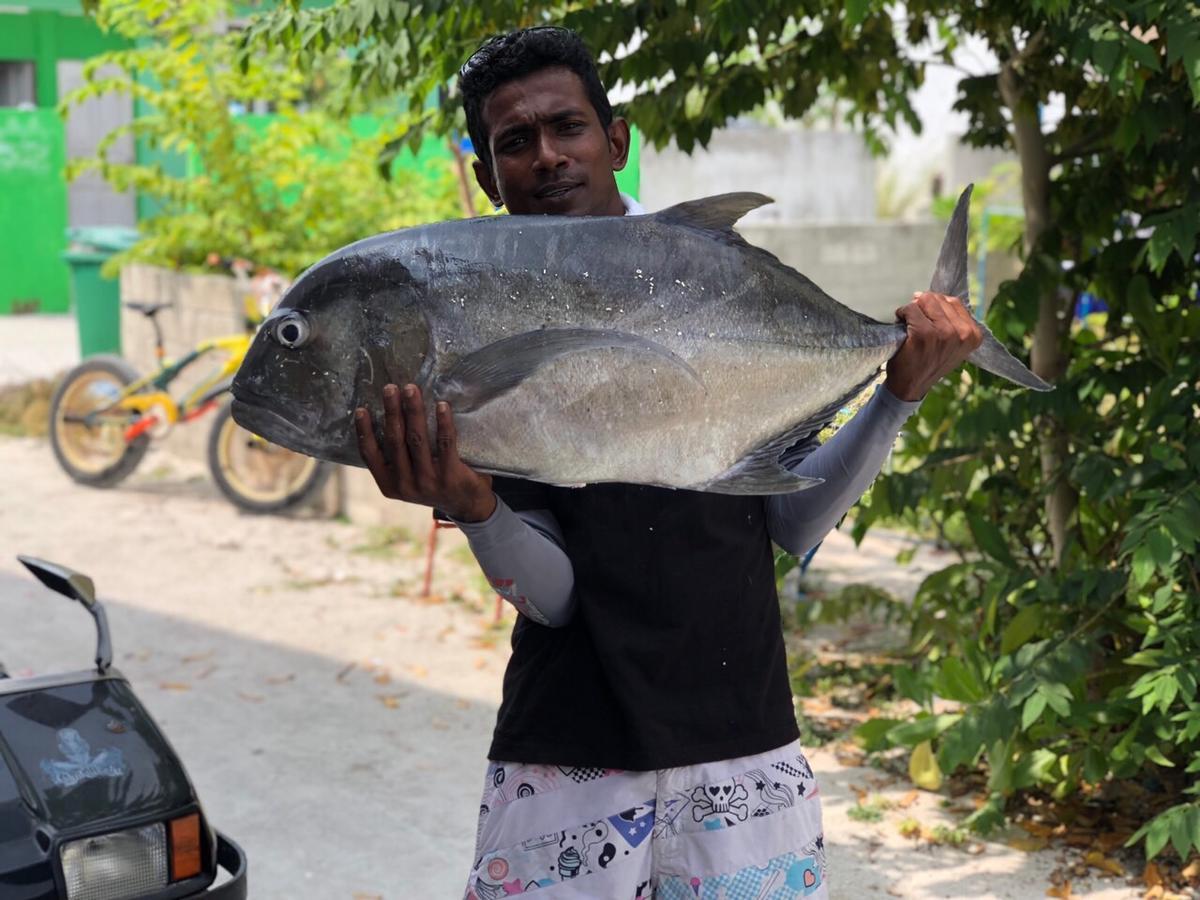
left=355, top=383, right=497, bottom=522
left=884, top=291, right=984, bottom=402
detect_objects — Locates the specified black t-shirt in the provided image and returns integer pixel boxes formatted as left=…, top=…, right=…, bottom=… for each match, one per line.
left=488, top=477, right=799, bottom=771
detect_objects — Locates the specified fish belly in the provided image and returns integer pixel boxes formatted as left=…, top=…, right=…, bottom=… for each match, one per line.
left=451, top=340, right=894, bottom=489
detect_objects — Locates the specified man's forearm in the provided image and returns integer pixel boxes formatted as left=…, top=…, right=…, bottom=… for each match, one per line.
left=766, top=384, right=920, bottom=555
left=452, top=499, right=576, bottom=626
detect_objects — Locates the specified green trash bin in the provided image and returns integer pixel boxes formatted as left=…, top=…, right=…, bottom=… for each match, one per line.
left=63, top=226, right=140, bottom=358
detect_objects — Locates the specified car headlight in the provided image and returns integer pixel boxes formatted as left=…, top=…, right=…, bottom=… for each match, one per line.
left=60, top=822, right=168, bottom=900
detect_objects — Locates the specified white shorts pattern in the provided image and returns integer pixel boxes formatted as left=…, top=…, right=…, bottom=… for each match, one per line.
left=465, top=739, right=827, bottom=899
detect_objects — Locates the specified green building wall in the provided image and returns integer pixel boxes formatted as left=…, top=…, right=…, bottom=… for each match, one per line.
left=1, top=2, right=641, bottom=316
left=0, top=2, right=128, bottom=313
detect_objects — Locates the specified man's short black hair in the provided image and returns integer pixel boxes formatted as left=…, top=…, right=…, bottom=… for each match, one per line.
left=458, top=26, right=613, bottom=174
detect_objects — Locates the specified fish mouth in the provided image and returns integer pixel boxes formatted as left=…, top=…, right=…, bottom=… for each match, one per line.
left=229, top=396, right=312, bottom=452
left=534, top=180, right=582, bottom=200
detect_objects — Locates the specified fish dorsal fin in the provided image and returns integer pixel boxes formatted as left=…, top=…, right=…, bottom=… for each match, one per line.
left=652, top=193, right=773, bottom=235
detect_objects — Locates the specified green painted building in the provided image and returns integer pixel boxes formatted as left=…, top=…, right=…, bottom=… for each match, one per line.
left=0, top=3, right=641, bottom=316
left=1, top=0, right=129, bottom=313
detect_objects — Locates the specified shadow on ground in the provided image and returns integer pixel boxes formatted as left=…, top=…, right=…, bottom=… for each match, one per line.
left=0, top=570, right=493, bottom=899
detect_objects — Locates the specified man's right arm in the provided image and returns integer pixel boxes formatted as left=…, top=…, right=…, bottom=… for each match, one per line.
left=451, top=501, right=577, bottom=627
left=354, top=382, right=576, bottom=627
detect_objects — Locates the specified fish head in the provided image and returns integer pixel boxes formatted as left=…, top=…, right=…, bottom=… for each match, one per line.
left=231, top=250, right=431, bottom=467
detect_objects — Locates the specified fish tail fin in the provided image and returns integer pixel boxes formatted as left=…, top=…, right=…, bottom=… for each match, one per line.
left=931, top=184, right=1052, bottom=392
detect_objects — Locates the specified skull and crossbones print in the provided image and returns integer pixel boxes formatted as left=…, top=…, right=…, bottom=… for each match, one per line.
left=691, top=778, right=750, bottom=823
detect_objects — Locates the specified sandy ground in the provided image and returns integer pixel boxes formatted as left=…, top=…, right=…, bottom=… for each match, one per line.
left=0, top=317, right=1149, bottom=898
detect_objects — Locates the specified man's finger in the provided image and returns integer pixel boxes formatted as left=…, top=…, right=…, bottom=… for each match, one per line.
left=435, top=401, right=460, bottom=483
left=896, top=301, right=934, bottom=333
left=355, top=407, right=397, bottom=499
left=402, top=384, right=437, bottom=490
left=382, top=384, right=414, bottom=493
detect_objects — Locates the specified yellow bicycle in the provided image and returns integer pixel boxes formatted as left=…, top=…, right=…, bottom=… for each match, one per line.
left=48, top=268, right=331, bottom=514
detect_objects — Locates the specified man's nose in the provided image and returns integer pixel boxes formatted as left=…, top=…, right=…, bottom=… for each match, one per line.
left=532, top=130, right=567, bottom=170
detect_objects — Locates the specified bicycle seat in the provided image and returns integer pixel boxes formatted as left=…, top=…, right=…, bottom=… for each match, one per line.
left=124, top=301, right=172, bottom=317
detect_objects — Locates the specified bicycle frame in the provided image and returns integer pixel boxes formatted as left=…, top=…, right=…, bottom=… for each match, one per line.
left=102, top=333, right=252, bottom=442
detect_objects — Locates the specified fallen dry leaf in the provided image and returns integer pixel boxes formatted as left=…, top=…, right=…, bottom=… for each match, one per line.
left=237, top=691, right=264, bottom=703
left=455, top=699, right=471, bottom=710
left=194, top=664, right=216, bottom=680
left=1143, top=862, right=1163, bottom=888
left=897, top=789, right=919, bottom=809
left=1020, top=821, right=1057, bottom=839
left=852, top=784, right=870, bottom=804
left=352, top=893, right=383, bottom=900
left=373, top=672, right=392, bottom=685
left=1007, top=835, right=1050, bottom=852
left=376, top=693, right=405, bottom=709
left=181, top=651, right=214, bottom=663
left=1046, top=881, right=1072, bottom=898
left=265, top=673, right=295, bottom=685
left=336, top=662, right=356, bottom=683
left=473, top=657, right=487, bottom=669
left=158, top=682, right=191, bottom=692
left=1143, top=887, right=1164, bottom=900
left=1095, top=831, right=1132, bottom=853
left=1181, top=859, right=1200, bottom=881
left=407, top=664, right=429, bottom=679
left=1084, top=850, right=1124, bottom=877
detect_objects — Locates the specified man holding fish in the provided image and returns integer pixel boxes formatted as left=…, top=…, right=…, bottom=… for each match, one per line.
left=342, top=27, right=993, bottom=900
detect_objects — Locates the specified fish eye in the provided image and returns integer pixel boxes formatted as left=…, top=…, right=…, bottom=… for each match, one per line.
left=272, top=312, right=310, bottom=349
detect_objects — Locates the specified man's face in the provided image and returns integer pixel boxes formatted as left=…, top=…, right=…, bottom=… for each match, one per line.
left=473, top=66, right=630, bottom=217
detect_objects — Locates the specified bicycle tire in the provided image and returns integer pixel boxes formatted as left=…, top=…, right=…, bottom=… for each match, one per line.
left=48, top=355, right=151, bottom=487
left=206, top=400, right=332, bottom=514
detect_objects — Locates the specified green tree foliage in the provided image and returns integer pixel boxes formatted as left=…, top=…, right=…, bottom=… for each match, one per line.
left=65, top=0, right=462, bottom=277
left=241, top=0, right=1200, bottom=856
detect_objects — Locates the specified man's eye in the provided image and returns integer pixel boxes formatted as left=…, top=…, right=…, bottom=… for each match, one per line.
left=500, top=135, right=528, bottom=152
left=560, top=122, right=584, bottom=133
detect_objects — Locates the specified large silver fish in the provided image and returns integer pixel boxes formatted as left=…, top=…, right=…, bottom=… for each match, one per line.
left=230, top=185, right=1049, bottom=494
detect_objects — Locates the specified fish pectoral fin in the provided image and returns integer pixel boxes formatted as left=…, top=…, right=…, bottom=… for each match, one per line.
left=433, top=327, right=702, bottom=413
left=703, top=456, right=823, bottom=495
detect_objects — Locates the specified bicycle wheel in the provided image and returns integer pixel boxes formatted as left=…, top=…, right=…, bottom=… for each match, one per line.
left=48, top=355, right=151, bottom=487
left=206, top=400, right=332, bottom=514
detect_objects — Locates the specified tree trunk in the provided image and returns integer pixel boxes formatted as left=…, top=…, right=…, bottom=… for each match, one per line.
left=999, top=58, right=1077, bottom=568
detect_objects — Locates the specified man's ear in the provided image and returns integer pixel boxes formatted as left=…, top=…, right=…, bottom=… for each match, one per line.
left=607, top=117, right=631, bottom=172
left=472, top=158, right=503, bottom=208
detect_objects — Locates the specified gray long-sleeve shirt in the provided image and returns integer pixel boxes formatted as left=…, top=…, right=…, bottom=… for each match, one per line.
left=455, top=383, right=919, bottom=626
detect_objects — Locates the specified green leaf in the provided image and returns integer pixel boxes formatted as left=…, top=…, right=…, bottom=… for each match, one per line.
left=887, top=714, right=962, bottom=747
left=1001, top=606, right=1043, bottom=655
left=936, top=657, right=985, bottom=703
left=967, top=513, right=1016, bottom=566
left=1022, top=691, right=1047, bottom=730
left=1131, top=545, right=1156, bottom=588
left=1145, top=745, right=1175, bottom=767
left=845, top=0, right=869, bottom=27
left=855, top=717, right=902, bottom=752
left=1170, top=806, right=1197, bottom=859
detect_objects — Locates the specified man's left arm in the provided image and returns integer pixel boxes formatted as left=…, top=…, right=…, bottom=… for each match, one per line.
left=766, top=385, right=917, bottom=554
left=766, top=291, right=983, bottom=554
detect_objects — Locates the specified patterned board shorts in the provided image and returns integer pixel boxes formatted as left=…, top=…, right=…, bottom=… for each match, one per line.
left=465, top=739, right=827, bottom=899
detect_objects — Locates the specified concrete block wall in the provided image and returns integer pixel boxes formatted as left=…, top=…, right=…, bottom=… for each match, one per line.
left=738, top=221, right=948, bottom=321
left=639, top=127, right=876, bottom=224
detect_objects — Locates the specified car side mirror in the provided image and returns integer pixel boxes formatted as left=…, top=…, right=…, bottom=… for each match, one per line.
left=17, top=556, right=111, bottom=674
left=18, top=555, right=97, bottom=607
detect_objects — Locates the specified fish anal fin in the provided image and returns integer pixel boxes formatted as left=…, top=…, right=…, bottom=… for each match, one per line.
left=434, top=327, right=702, bottom=413
left=704, top=461, right=823, bottom=496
